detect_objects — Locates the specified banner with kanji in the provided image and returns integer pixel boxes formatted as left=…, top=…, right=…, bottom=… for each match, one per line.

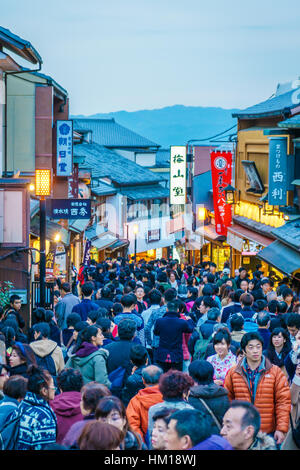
left=83, top=239, right=91, bottom=266
left=268, top=137, right=288, bottom=206
left=170, top=146, right=186, bottom=204
left=210, top=151, right=233, bottom=236
left=46, top=243, right=56, bottom=280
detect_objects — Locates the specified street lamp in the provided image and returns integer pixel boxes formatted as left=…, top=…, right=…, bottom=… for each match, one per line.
left=224, top=184, right=237, bottom=205
left=54, top=233, right=61, bottom=243
left=133, top=224, right=139, bottom=261
left=35, top=169, right=52, bottom=308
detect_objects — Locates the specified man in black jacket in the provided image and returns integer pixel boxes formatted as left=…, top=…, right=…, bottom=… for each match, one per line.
left=5, top=294, right=25, bottom=330
left=122, top=344, right=148, bottom=407
left=153, top=300, right=195, bottom=372
left=105, top=318, right=138, bottom=373
left=188, top=359, right=229, bottom=434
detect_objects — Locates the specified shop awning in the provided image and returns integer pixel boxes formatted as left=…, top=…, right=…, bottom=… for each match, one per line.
left=200, top=224, right=225, bottom=244
left=227, top=223, right=274, bottom=247
left=85, top=222, right=107, bottom=240
left=91, top=233, right=117, bottom=250
left=108, top=239, right=130, bottom=251
left=69, top=219, right=90, bottom=234
left=256, top=240, right=300, bottom=276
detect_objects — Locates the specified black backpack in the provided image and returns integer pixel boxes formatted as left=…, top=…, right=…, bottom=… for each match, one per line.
left=0, top=409, right=22, bottom=450
left=34, top=346, right=57, bottom=384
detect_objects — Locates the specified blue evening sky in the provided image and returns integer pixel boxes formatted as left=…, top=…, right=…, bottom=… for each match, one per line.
left=2, top=0, right=300, bottom=114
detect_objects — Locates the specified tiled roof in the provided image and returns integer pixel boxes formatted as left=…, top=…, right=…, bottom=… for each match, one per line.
left=74, top=142, right=162, bottom=186
left=72, top=118, right=160, bottom=148
left=271, top=218, right=300, bottom=251
left=91, top=181, right=117, bottom=196
left=278, top=114, right=300, bottom=128
left=120, top=185, right=170, bottom=200
left=155, top=148, right=170, bottom=168
left=232, top=88, right=300, bottom=119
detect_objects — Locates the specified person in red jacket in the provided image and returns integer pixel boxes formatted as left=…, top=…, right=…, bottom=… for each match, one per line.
left=224, top=331, right=291, bottom=446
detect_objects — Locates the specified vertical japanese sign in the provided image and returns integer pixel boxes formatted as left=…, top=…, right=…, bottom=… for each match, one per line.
left=45, top=243, right=56, bottom=280
left=83, top=239, right=91, bottom=266
left=268, top=137, right=288, bottom=206
left=210, top=151, right=233, bottom=236
left=170, top=146, right=186, bottom=204
left=57, top=120, right=73, bottom=176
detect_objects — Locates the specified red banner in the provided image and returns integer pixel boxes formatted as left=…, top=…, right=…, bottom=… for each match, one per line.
left=210, top=151, right=233, bottom=236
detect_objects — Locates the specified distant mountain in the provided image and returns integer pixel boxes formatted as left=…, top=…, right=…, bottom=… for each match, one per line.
left=71, top=104, right=240, bottom=148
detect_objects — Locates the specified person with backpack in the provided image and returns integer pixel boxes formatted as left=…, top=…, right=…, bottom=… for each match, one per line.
left=105, top=319, right=138, bottom=397
left=65, top=325, right=111, bottom=388
left=4, top=365, right=57, bottom=450
left=188, top=308, right=221, bottom=361
left=29, top=323, right=64, bottom=385
left=0, top=375, right=28, bottom=429
left=122, top=344, right=149, bottom=407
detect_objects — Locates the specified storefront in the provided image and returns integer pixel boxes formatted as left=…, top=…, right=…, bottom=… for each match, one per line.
left=256, top=219, right=300, bottom=291
left=130, top=246, right=169, bottom=262
left=226, top=223, right=287, bottom=285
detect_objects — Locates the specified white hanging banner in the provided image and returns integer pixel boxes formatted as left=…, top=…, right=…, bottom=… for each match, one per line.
left=170, top=146, right=186, bottom=204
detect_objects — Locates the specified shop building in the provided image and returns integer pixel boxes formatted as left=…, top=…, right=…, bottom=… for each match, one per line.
left=230, top=80, right=300, bottom=281
left=72, top=126, right=174, bottom=264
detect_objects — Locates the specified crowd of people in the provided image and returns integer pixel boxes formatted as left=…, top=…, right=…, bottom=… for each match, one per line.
left=0, top=256, right=300, bottom=451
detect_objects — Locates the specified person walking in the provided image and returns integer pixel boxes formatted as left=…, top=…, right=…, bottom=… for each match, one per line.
left=50, top=368, right=84, bottom=444
left=153, top=300, right=195, bottom=372
left=126, top=365, right=164, bottom=445
left=224, top=331, right=291, bottom=446
left=65, top=325, right=110, bottom=388
left=55, top=282, right=80, bottom=330
left=15, top=365, right=57, bottom=450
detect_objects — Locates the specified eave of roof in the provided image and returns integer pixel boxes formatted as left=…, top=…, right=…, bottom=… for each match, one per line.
left=72, top=118, right=160, bottom=148
left=278, top=113, right=300, bottom=128
left=0, top=26, right=42, bottom=64
left=232, top=88, right=300, bottom=119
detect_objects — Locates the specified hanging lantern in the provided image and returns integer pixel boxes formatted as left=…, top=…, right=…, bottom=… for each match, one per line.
left=224, top=184, right=237, bottom=205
